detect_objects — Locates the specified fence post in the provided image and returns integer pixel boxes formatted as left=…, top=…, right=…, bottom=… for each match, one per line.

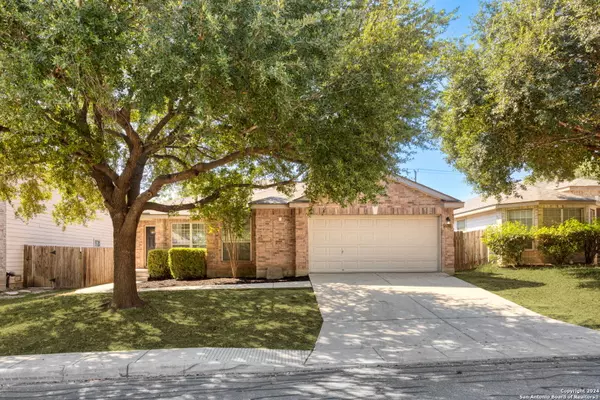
left=81, top=247, right=86, bottom=288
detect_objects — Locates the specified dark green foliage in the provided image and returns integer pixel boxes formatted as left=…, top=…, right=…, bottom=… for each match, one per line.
left=147, top=249, right=170, bottom=280
left=168, top=248, right=207, bottom=280
left=482, top=221, right=533, bottom=266
left=433, top=0, right=600, bottom=197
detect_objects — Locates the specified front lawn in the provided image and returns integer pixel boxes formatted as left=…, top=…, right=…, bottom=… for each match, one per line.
left=0, top=289, right=322, bottom=356
left=457, top=264, right=600, bottom=330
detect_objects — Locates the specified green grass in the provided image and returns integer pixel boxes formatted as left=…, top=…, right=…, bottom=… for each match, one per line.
left=0, top=289, right=322, bottom=356
left=457, top=264, right=600, bottom=330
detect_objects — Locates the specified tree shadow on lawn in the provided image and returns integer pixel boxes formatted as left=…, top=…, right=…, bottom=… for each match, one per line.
left=456, top=270, right=545, bottom=292
left=564, top=267, right=600, bottom=290
left=0, top=289, right=323, bottom=357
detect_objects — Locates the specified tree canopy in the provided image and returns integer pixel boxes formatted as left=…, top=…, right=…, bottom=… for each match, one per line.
left=433, top=0, right=600, bottom=196
left=0, top=0, right=451, bottom=307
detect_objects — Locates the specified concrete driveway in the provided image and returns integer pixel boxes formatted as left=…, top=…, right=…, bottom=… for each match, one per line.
left=307, top=273, right=600, bottom=365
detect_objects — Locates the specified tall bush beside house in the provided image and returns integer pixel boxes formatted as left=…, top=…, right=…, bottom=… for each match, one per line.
left=534, top=222, right=580, bottom=265
left=482, top=222, right=532, bottom=266
left=169, top=248, right=207, bottom=280
left=147, top=249, right=171, bottom=280
left=554, top=219, right=600, bottom=264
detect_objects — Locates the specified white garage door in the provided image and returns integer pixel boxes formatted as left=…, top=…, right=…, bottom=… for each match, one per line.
left=308, top=215, right=439, bottom=273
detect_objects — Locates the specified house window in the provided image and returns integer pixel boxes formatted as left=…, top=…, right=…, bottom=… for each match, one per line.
left=564, top=208, right=583, bottom=223
left=506, top=209, right=533, bottom=227
left=222, top=221, right=251, bottom=261
left=456, top=220, right=466, bottom=231
left=506, top=209, right=534, bottom=249
left=172, top=223, right=206, bottom=248
left=542, top=208, right=584, bottom=227
left=591, top=209, right=597, bottom=222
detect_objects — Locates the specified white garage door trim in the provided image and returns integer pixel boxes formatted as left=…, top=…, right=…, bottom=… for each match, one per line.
left=308, top=215, right=440, bottom=273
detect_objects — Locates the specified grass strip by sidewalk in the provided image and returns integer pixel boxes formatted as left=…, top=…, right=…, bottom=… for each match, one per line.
left=457, top=264, right=600, bottom=330
left=0, top=288, right=322, bottom=356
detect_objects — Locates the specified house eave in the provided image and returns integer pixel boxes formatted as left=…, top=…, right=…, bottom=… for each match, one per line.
left=454, top=199, right=598, bottom=218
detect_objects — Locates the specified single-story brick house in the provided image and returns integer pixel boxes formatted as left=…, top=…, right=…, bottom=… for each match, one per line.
left=454, top=178, right=600, bottom=264
left=136, top=177, right=463, bottom=277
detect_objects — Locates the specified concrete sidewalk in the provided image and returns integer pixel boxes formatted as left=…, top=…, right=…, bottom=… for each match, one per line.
left=74, top=280, right=311, bottom=294
left=0, top=348, right=311, bottom=384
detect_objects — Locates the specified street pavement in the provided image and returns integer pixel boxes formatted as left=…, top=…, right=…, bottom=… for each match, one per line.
left=1, top=357, right=599, bottom=399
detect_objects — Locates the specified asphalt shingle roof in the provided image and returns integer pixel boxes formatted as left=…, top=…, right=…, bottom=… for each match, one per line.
left=456, top=179, right=600, bottom=215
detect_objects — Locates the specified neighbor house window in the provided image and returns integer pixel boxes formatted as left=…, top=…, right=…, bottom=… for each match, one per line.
left=506, top=209, right=534, bottom=249
left=172, top=223, right=206, bottom=248
left=591, top=209, right=597, bottom=222
left=222, top=220, right=251, bottom=261
left=542, top=208, right=584, bottom=227
left=506, top=209, right=533, bottom=227
left=456, top=220, right=466, bottom=231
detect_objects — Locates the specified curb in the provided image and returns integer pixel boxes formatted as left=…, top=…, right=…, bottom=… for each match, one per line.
left=2, top=350, right=600, bottom=386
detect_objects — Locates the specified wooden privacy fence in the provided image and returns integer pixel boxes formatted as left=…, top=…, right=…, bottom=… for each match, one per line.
left=454, top=230, right=488, bottom=271
left=23, top=245, right=114, bottom=289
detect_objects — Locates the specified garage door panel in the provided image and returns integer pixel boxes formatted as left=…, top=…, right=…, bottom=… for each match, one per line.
left=309, top=216, right=439, bottom=273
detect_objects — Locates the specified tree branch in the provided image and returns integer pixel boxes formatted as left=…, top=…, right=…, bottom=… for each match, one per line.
left=146, top=101, right=176, bottom=143
left=151, top=153, right=188, bottom=168
left=141, top=147, right=273, bottom=199
left=92, top=163, right=120, bottom=183
left=143, top=179, right=298, bottom=212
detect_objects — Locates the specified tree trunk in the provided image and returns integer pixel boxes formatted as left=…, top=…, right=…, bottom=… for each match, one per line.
left=111, top=220, right=144, bottom=309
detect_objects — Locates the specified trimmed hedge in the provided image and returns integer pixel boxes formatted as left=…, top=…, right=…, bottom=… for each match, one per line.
left=169, top=248, right=207, bottom=280
left=147, top=249, right=170, bottom=280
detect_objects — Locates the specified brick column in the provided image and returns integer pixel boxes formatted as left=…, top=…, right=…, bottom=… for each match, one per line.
left=294, top=208, right=309, bottom=276
left=441, top=209, right=455, bottom=274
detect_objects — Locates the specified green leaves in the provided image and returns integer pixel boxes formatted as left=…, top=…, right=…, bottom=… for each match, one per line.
left=433, top=0, right=600, bottom=197
left=482, top=221, right=533, bottom=266
left=0, top=0, right=451, bottom=225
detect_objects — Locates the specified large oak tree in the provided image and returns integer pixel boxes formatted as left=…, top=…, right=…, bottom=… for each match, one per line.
left=0, top=0, right=450, bottom=308
left=433, top=0, right=600, bottom=197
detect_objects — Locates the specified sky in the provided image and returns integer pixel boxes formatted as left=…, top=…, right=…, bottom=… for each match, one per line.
left=401, top=0, right=481, bottom=202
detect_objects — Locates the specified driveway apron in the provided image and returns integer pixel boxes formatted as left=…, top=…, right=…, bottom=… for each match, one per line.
left=307, top=273, right=600, bottom=365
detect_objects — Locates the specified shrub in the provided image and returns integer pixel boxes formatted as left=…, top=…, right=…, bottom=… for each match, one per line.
left=534, top=221, right=580, bottom=265
left=563, top=219, right=600, bottom=264
left=482, top=221, right=533, bottom=266
left=147, top=249, right=170, bottom=280
left=169, top=248, right=207, bottom=280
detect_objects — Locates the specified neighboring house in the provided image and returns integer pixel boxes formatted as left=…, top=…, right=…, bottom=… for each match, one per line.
left=0, top=194, right=113, bottom=289
left=136, top=177, right=464, bottom=278
left=454, top=178, right=600, bottom=264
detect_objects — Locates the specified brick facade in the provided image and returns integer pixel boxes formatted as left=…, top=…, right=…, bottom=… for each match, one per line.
left=135, top=180, right=458, bottom=277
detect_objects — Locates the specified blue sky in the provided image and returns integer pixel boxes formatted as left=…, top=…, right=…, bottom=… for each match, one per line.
left=402, top=0, right=481, bottom=201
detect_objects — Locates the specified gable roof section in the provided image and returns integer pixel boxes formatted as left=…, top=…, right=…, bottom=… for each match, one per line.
left=286, top=177, right=463, bottom=207
left=142, top=178, right=462, bottom=215
left=456, top=179, right=600, bottom=216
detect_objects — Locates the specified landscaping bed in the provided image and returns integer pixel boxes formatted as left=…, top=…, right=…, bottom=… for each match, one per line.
left=457, top=264, right=600, bottom=330
left=0, top=288, right=322, bottom=356
left=139, top=276, right=310, bottom=289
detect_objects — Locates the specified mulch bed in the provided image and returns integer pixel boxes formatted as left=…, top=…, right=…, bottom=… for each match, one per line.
left=138, top=276, right=310, bottom=289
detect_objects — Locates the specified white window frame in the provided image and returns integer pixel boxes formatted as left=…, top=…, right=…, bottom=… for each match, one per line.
left=221, top=220, right=252, bottom=262
left=456, top=220, right=466, bottom=231
left=171, top=222, right=206, bottom=248
left=590, top=208, right=597, bottom=222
